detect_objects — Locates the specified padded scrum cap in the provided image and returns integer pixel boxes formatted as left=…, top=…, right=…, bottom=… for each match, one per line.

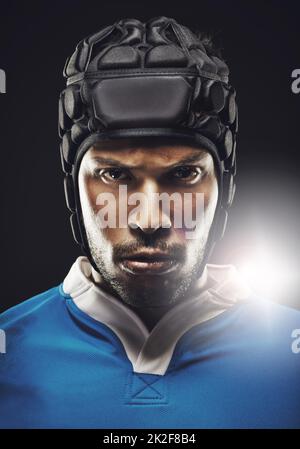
left=58, top=16, right=238, bottom=273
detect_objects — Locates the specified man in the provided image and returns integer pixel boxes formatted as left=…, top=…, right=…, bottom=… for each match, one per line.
left=0, top=16, right=299, bottom=429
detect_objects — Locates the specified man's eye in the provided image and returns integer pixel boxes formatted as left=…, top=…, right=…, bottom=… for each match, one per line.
left=171, top=166, right=202, bottom=182
left=95, top=168, right=131, bottom=182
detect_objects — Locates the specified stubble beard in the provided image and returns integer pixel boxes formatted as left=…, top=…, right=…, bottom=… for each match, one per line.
left=85, top=227, right=210, bottom=309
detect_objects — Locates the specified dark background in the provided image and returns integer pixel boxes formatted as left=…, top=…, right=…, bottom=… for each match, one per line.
left=0, top=0, right=299, bottom=312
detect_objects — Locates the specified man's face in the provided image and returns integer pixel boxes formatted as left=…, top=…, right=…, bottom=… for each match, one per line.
left=78, top=138, right=218, bottom=308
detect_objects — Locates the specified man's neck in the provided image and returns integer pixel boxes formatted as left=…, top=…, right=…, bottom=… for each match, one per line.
left=89, top=266, right=210, bottom=333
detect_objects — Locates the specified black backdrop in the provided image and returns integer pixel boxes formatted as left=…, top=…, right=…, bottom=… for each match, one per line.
left=0, top=0, right=300, bottom=312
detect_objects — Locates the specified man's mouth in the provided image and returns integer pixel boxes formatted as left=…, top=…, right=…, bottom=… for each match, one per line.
left=117, top=250, right=181, bottom=276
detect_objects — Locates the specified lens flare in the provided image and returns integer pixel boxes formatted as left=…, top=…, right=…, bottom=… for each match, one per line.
left=232, top=243, right=298, bottom=301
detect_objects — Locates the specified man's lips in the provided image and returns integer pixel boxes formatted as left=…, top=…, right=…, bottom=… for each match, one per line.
left=117, top=251, right=181, bottom=276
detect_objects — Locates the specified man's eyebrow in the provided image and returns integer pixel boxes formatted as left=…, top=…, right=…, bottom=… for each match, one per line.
left=170, top=152, right=208, bottom=166
left=90, top=157, right=137, bottom=168
left=90, top=151, right=207, bottom=169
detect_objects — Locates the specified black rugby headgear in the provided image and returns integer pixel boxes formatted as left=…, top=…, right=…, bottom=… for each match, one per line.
left=58, top=16, right=238, bottom=273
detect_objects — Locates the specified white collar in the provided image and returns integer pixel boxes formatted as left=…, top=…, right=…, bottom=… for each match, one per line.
left=62, top=256, right=252, bottom=375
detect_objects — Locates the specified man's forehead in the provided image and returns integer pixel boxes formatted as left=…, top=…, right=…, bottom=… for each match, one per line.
left=86, top=137, right=210, bottom=166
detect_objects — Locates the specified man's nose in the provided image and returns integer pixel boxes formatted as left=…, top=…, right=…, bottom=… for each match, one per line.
left=127, top=181, right=172, bottom=234
left=128, top=215, right=171, bottom=234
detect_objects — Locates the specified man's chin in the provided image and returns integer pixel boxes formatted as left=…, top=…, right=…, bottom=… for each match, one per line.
left=110, top=270, right=196, bottom=309
left=114, top=285, right=182, bottom=309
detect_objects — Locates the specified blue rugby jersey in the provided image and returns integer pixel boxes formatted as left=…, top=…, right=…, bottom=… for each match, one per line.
left=0, top=256, right=299, bottom=429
